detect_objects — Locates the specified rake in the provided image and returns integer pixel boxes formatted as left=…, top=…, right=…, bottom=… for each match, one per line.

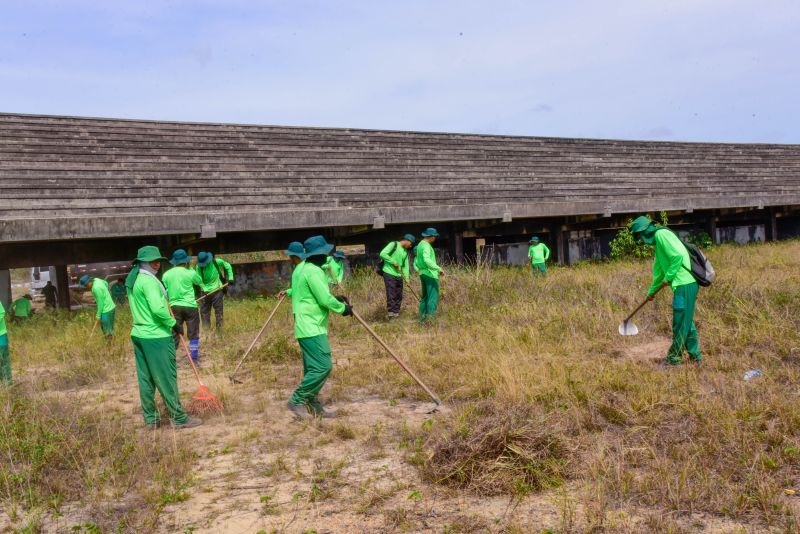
left=196, top=283, right=229, bottom=303
left=229, top=294, right=286, bottom=383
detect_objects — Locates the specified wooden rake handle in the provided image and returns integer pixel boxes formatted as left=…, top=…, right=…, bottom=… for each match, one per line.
left=166, top=300, right=205, bottom=387
left=350, top=308, right=442, bottom=406
left=229, top=294, right=286, bottom=380
left=196, top=283, right=229, bottom=303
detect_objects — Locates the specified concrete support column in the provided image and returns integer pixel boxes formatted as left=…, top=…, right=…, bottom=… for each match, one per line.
left=556, top=225, right=568, bottom=265
left=453, top=231, right=464, bottom=264
left=0, top=270, right=10, bottom=311
left=55, top=265, right=70, bottom=310
left=706, top=217, right=718, bottom=245
left=768, top=208, right=779, bottom=241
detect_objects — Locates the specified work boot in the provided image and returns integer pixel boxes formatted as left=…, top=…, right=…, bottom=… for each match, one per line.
left=309, top=400, right=337, bottom=419
left=145, top=421, right=160, bottom=431
left=173, top=416, right=203, bottom=429
left=287, top=401, right=310, bottom=420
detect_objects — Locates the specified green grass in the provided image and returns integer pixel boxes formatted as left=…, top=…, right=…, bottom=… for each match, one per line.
left=3, top=239, right=800, bottom=530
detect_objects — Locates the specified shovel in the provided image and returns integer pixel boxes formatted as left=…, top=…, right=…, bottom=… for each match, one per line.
left=618, top=285, right=665, bottom=336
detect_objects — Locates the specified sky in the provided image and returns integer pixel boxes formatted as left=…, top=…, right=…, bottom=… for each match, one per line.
left=1, top=0, right=799, bottom=142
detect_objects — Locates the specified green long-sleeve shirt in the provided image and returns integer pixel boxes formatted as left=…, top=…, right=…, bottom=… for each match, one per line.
left=414, top=240, right=441, bottom=279
left=11, top=298, right=32, bottom=318
left=324, top=257, right=344, bottom=285
left=129, top=271, right=176, bottom=339
left=286, top=260, right=305, bottom=298
left=528, top=243, right=550, bottom=264
left=380, top=241, right=410, bottom=280
left=91, top=278, right=116, bottom=318
left=648, top=229, right=696, bottom=296
left=196, top=258, right=234, bottom=292
left=290, top=262, right=346, bottom=339
left=0, top=301, right=7, bottom=337
left=163, top=266, right=203, bottom=308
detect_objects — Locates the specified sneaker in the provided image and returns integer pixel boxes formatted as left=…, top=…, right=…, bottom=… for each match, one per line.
left=309, top=400, right=337, bottom=419
left=287, top=401, right=310, bottom=420
left=173, top=416, right=203, bottom=429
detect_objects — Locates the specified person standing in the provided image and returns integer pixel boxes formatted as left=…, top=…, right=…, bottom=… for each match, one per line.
left=41, top=281, right=58, bottom=308
left=163, top=249, right=203, bottom=364
left=630, top=215, right=702, bottom=366
left=125, top=246, right=201, bottom=429
left=527, top=236, right=550, bottom=275
left=195, top=251, right=234, bottom=331
left=379, top=234, right=416, bottom=318
left=414, top=228, right=444, bottom=324
left=111, top=279, right=127, bottom=305
left=10, top=295, right=33, bottom=322
left=286, top=236, right=352, bottom=419
left=79, top=275, right=116, bottom=337
left=324, top=251, right=346, bottom=287
left=0, top=300, right=10, bottom=385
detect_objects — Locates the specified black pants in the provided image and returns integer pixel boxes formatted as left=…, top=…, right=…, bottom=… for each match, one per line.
left=200, top=291, right=224, bottom=330
left=171, top=305, right=200, bottom=346
left=383, top=273, right=404, bottom=314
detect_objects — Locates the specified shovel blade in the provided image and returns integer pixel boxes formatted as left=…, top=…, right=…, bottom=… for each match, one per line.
left=618, top=320, right=639, bottom=336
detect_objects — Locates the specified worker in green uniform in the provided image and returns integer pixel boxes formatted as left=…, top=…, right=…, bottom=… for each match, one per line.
left=414, top=228, right=444, bottom=324
left=196, top=251, right=234, bottom=331
left=527, top=236, right=550, bottom=275
left=163, top=249, right=203, bottom=364
left=630, top=215, right=702, bottom=366
left=111, top=279, right=127, bottom=305
left=380, top=234, right=416, bottom=318
left=125, top=246, right=201, bottom=429
left=0, top=300, right=10, bottom=385
left=279, top=241, right=305, bottom=299
left=10, top=295, right=33, bottom=322
left=79, top=275, right=116, bottom=337
left=324, top=251, right=346, bottom=286
left=287, top=236, right=352, bottom=419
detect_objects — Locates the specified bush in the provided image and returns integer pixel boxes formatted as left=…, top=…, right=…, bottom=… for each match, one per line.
left=609, top=211, right=669, bottom=260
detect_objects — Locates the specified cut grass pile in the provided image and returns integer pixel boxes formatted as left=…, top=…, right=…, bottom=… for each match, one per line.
left=2, top=239, right=800, bottom=531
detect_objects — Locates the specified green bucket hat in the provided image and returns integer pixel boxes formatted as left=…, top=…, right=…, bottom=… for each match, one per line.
left=302, top=235, right=334, bottom=258
left=78, top=274, right=92, bottom=288
left=402, top=233, right=417, bottom=244
left=529, top=236, right=539, bottom=243
left=285, top=241, right=305, bottom=258
left=133, top=245, right=167, bottom=265
left=630, top=216, right=653, bottom=234
left=333, top=251, right=346, bottom=259
left=197, top=251, right=214, bottom=267
left=169, top=249, right=192, bottom=265
left=421, top=227, right=439, bottom=238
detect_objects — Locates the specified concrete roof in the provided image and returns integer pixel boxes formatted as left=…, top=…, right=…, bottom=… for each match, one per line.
left=2, top=112, right=800, bottom=244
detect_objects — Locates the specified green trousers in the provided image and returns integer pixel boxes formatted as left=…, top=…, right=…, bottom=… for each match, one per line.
left=100, top=309, right=115, bottom=337
left=419, top=275, right=440, bottom=323
left=531, top=262, right=547, bottom=275
left=132, top=336, right=188, bottom=425
left=666, top=282, right=702, bottom=365
left=289, top=334, right=332, bottom=408
left=0, top=335, right=10, bottom=386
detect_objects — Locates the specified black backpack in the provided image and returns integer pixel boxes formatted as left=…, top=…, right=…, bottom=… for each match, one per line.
left=660, top=229, right=716, bottom=287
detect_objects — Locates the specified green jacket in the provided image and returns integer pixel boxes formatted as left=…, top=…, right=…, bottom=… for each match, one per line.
left=129, top=271, right=176, bottom=339
left=414, top=240, right=441, bottom=279
left=290, top=262, right=346, bottom=339
left=286, top=260, right=305, bottom=298
left=380, top=241, right=410, bottom=280
left=648, top=229, right=696, bottom=296
left=163, top=266, right=202, bottom=308
left=0, top=301, right=6, bottom=337
left=196, top=258, right=234, bottom=292
left=324, top=257, right=344, bottom=285
left=91, top=278, right=116, bottom=318
left=11, top=298, right=32, bottom=318
left=528, top=243, right=550, bottom=264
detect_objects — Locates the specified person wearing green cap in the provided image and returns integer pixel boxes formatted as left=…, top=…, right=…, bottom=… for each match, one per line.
left=286, top=235, right=352, bottom=419
left=10, top=295, right=33, bottom=322
left=630, top=215, right=702, bottom=366
left=79, top=275, right=116, bottom=336
left=527, top=236, right=551, bottom=275
left=0, top=300, right=10, bottom=385
left=414, top=228, right=444, bottom=324
left=125, top=245, right=201, bottom=429
left=195, top=251, right=234, bottom=331
left=279, top=241, right=305, bottom=299
left=111, top=279, right=127, bottom=305
left=324, top=251, right=346, bottom=287
left=163, top=249, right=203, bottom=364
left=380, top=234, right=416, bottom=318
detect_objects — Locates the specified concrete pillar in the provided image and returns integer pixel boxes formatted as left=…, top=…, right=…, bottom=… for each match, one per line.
left=706, top=217, right=718, bottom=245
left=454, top=231, right=464, bottom=264
left=556, top=225, right=568, bottom=265
left=768, top=208, right=779, bottom=241
left=0, top=270, right=10, bottom=311
left=54, top=265, right=70, bottom=310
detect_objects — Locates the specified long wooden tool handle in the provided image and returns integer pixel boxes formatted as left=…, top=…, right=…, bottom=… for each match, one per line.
left=623, top=284, right=665, bottom=322
left=230, top=295, right=286, bottom=379
left=196, top=283, right=229, bottom=303
left=351, top=309, right=442, bottom=405
left=166, top=301, right=205, bottom=386
left=405, top=280, right=421, bottom=302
